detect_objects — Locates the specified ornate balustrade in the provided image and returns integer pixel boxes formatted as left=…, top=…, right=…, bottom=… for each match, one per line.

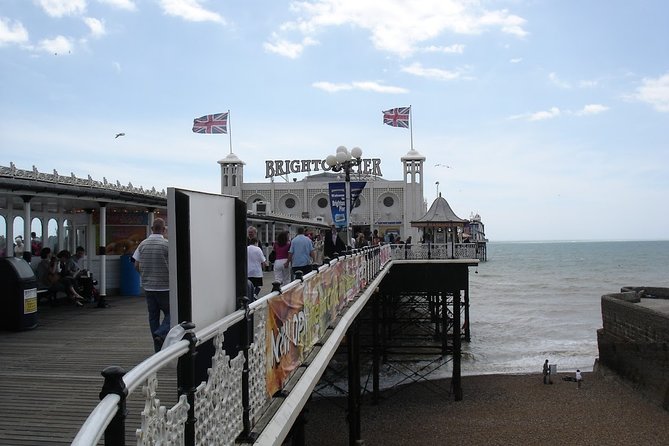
left=390, top=242, right=482, bottom=260
left=72, top=245, right=391, bottom=446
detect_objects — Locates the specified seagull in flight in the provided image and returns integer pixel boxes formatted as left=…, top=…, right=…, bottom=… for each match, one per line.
left=115, top=133, right=125, bottom=139
left=435, top=163, right=451, bottom=168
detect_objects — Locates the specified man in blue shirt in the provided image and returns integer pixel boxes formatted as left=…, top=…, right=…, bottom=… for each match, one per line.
left=288, top=227, right=315, bottom=279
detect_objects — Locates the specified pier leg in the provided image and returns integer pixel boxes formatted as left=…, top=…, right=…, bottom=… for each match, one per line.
left=347, top=320, right=362, bottom=445
left=452, top=289, right=462, bottom=401
left=464, top=287, right=471, bottom=342
left=441, top=292, right=448, bottom=355
left=372, top=292, right=380, bottom=404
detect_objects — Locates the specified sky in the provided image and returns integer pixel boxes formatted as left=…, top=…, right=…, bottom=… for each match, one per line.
left=1, top=0, right=668, bottom=242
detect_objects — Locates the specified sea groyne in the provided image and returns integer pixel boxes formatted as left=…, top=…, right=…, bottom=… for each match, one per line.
left=597, top=287, right=669, bottom=410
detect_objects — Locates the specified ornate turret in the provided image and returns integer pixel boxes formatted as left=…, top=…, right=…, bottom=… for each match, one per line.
left=218, top=152, right=244, bottom=197
left=401, top=148, right=425, bottom=239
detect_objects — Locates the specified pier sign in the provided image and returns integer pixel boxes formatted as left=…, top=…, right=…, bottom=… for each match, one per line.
left=265, top=158, right=382, bottom=178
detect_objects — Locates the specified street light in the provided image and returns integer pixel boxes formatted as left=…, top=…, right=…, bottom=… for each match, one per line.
left=326, top=145, right=363, bottom=250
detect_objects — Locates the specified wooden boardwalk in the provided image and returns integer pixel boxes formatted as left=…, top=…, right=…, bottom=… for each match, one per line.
left=0, top=294, right=179, bottom=445
left=0, top=272, right=279, bottom=446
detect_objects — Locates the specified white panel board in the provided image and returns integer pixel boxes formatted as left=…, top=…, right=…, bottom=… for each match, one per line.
left=168, top=188, right=238, bottom=330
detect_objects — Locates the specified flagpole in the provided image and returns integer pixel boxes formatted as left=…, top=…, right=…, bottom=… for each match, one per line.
left=228, top=109, right=232, bottom=154
left=409, top=105, right=414, bottom=151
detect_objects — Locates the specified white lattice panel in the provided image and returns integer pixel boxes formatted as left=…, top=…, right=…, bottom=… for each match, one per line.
left=194, top=334, right=245, bottom=446
left=136, top=374, right=190, bottom=446
left=248, top=309, right=269, bottom=424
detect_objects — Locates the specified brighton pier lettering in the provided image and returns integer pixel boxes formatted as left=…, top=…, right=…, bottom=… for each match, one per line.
left=265, top=158, right=382, bottom=179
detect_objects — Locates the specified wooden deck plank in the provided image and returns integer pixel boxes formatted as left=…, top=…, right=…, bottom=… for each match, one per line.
left=0, top=295, right=179, bottom=446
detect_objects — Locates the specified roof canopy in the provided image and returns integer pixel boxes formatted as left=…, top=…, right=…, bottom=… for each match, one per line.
left=411, top=193, right=465, bottom=228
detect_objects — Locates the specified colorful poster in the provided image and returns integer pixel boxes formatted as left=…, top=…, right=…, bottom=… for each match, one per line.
left=265, top=255, right=364, bottom=396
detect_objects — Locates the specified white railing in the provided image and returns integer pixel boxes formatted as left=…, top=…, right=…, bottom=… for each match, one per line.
left=389, top=242, right=481, bottom=260
left=72, top=245, right=392, bottom=446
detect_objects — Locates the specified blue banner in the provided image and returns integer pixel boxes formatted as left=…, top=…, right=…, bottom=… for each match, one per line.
left=328, top=182, right=347, bottom=228
left=329, top=181, right=367, bottom=228
left=350, top=181, right=366, bottom=209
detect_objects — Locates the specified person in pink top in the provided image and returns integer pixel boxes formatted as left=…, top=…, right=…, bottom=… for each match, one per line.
left=272, top=231, right=291, bottom=285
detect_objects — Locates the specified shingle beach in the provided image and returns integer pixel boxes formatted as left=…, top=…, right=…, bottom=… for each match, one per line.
left=304, top=371, right=669, bottom=445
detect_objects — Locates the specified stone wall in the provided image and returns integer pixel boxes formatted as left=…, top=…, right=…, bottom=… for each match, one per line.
left=597, top=289, right=669, bottom=410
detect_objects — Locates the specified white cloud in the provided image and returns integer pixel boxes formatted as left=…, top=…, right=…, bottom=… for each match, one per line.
left=264, top=34, right=317, bottom=59
left=575, top=104, right=609, bottom=116
left=509, top=57, right=522, bottom=64
left=578, top=79, right=598, bottom=88
left=159, top=0, right=226, bottom=24
left=478, top=9, right=528, bottom=37
left=113, top=61, right=121, bottom=73
left=38, top=35, right=74, bottom=54
left=634, top=73, right=669, bottom=112
left=312, top=81, right=408, bottom=94
left=37, top=0, right=87, bottom=18
left=271, top=0, right=528, bottom=58
left=401, top=62, right=463, bottom=81
left=529, top=107, right=560, bottom=121
left=511, top=104, right=608, bottom=121
left=548, top=72, right=571, bottom=89
left=0, top=17, right=29, bottom=46
left=83, top=17, right=105, bottom=37
left=96, top=0, right=137, bottom=11
left=420, top=44, right=465, bottom=54
left=510, top=107, right=561, bottom=121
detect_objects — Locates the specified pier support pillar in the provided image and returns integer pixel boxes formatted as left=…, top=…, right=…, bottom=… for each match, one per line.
left=452, top=289, right=462, bottom=401
left=347, top=320, right=362, bottom=445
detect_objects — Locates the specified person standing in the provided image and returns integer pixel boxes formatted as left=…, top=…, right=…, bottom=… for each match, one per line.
left=323, top=224, right=345, bottom=259
left=247, top=238, right=267, bottom=297
left=575, top=369, right=582, bottom=389
left=288, top=227, right=315, bottom=279
left=272, top=231, right=291, bottom=285
left=133, top=218, right=170, bottom=352
left=543, top=359, right=551, bottom=384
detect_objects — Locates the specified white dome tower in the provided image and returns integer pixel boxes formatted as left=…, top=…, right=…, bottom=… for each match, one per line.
left=401, top=148, right=425, bottom=239
left=218, top=152, right=244, bottom=197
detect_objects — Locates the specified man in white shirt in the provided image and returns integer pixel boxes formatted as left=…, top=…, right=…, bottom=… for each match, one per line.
left=133, top=218, right=170, bottom=352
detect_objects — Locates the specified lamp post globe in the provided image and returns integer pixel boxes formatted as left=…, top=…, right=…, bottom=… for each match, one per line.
left=326, top=155, right=337, bottom=168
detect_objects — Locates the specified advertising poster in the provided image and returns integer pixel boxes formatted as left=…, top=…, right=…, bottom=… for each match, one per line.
left=265, top=256, right=362, bottom=396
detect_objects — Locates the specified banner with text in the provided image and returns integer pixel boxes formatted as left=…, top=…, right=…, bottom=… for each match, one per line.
left=328, top=182, right=347, bottom=228
left=265, top=254, right=369, bottom=396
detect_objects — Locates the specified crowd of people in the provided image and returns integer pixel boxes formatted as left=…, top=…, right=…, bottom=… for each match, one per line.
left=34, top=245, right=103, bottom=308
left=246, top=224, right=416, bottom=298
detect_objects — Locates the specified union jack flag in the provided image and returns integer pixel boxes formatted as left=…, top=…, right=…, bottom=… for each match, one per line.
left=192, top=112, right=228, bottom=134
left=382, top=106, right=410, bottom=128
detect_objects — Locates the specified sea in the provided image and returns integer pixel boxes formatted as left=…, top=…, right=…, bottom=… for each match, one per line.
left=459, top=240, right=669, bottom=376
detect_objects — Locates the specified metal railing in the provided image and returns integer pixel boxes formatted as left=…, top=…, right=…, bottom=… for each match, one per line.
left=389, top=242, right=482, bottom=260
left=72, top=245, right=391, bottom=446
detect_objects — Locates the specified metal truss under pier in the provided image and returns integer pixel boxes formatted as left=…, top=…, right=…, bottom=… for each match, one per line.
left=278, top=260, right=475, bottom=445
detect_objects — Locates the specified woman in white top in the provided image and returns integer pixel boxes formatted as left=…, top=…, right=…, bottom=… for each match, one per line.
left=247, top=238, right=267, bottom=297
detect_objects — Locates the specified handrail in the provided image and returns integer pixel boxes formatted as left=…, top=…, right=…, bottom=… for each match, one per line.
left=71, top=246, right=387, bottom=445
left=71, top=395, right=121, bottom=446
